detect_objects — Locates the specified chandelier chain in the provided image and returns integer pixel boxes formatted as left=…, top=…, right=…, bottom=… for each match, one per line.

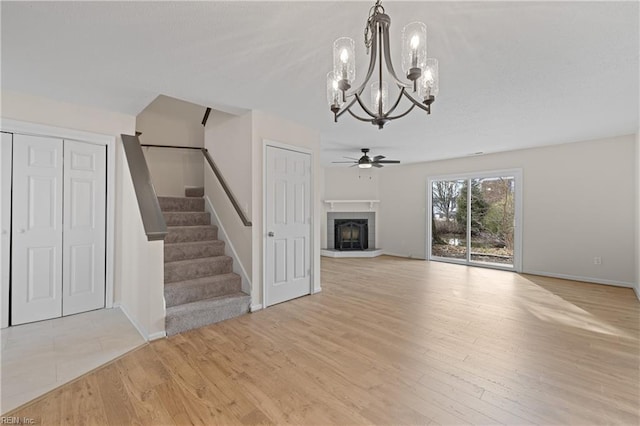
left=364, top=0, right=384, bottom=54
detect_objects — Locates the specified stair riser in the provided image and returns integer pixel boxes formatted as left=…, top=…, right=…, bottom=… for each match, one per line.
left=165, top=296, right=250, bottom=336
left=164, top=242, right=225, bottom=263
left=165, top=276, right=241, bottom=307
left=163, top=212, right=210, bottom=226
left=158, top=197, right=204, bottom=212
left=185, top=187, right=205, bottom=197
left=165, top=227, right=218, bottom=243
left=165, top=257, right=233, bottom=283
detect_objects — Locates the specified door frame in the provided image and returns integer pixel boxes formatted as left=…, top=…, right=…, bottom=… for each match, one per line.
left=426, top=168, right=523, bottom=273
left=0, top=119, right=116, bottom=326
left=262, top=140, right=314, bottom=309
left=1, top=132, right=12, bottom=328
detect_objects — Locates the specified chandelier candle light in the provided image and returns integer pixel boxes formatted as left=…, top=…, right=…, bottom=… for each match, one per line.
left=326, top=0, right=439, bottom=129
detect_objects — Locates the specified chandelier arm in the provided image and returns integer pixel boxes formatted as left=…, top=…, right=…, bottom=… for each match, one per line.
left=401, top=90, right=431, bottom=113
left=346, top=23, right=379, bottom=98
left=382, top=86, right=406, bottom=118
left=347, top=108, right=376, bottom=123
left=335, top=96, right=359, bottom=119
left=386, top=104, right=417, bottom=121
left=353, top=92, right=378, bottom=119
left=382, top=24, right=411, bottom=88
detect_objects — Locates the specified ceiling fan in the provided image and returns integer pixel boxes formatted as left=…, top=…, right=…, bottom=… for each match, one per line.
left=332, top=148, right=401, bottom=168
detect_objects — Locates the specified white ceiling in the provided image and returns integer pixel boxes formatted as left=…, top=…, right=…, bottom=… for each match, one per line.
left=2, top=1, right=638, bottom=165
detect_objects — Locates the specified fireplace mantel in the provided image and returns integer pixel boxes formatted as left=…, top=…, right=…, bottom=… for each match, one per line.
left=323, top=199, right=380, bottom=211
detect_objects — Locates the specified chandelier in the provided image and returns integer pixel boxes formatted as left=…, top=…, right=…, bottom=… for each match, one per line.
left=326, top=0, right=439, bottom=129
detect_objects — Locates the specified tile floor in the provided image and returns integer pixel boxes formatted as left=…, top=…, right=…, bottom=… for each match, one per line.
left=0, top=307, right=145, bottom=414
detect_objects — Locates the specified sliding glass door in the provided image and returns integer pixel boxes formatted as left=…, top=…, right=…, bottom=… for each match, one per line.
left=430, top=179, right=467, bottom=261
left=428, top=170, right=521, bottom=271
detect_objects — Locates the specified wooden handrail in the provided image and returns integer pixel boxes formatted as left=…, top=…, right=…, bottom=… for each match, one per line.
left=138, top=142, right=252, bottom=227
left=201, top=148, right=252, bottom=227
left=140, top=144, right=202, bottom=150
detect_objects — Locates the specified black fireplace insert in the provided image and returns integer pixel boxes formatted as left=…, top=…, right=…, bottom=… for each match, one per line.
left=334, top=219, right=368, bottom=251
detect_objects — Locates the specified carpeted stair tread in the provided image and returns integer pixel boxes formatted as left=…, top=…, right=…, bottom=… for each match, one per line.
left=158, top=196, right=204, bottom=212
left=164, top=240, right=225, bottom=262
left=161, top=188, right=249, bottom=336
left=163, top=211, right=210, bottom=226
left=185, top=187, right=205, bottom=197
left=164, top=256, right=233, bottom=283
left=165, top=273, right=241, bottom=307
left=165, top=292, right=251, bottom=336
left=165, top=225, right=218, bottom=243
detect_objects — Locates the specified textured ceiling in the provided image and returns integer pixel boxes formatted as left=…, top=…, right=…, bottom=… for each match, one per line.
left=2, top=1, right=638, bottom=165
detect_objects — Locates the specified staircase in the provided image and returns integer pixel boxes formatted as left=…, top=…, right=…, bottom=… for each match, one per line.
left=159, top=188, right=250, bottom=336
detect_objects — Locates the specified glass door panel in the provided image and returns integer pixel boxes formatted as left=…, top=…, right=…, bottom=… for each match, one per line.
left=469, top=176, right=515, bottom=267
left=431, top=179, right=467, bottom=261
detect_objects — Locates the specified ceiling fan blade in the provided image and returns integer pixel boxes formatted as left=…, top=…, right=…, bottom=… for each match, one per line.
left=349, top=164, right=358, bottom=168
left=343, top=156, right=360, bottom=160
left=373, top=155, right=385, bottom=161
left=376, top=160, right=400, bottom=164
left=372, top=163, right=383, bottom=168
left=332, top=161, right=357, bottom=163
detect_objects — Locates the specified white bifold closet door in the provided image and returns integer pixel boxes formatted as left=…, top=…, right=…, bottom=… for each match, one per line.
left=62, top=140, right=106, bottom=316
left=12, top=135, right=64, bottom=324
left=11, top=135, right=106, bottom=325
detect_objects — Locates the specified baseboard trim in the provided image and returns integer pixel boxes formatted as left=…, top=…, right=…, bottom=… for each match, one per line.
left=321, top=248, right=383, bottom=258
left=381, top=251, right=426, bottom=260
left=148, top=331, right=166, bottom=341
left=634, top=286, right=640, bottom=302
left=203, top=195, right=252, bottom=295
left=250, top=303, right=263, bottom=312
left=522, top=270, right=634, bottom=289
left=113, top=303, right=149, bottom=341
left=313, top=286, right=322, bottom=294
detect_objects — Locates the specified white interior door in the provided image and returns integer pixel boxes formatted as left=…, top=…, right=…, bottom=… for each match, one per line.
left=1, top=132, right=13, bottom=328
left=62, top=140, right=106, bottom=315
left=265, top=145, right=311, bottom=306
left=11, top=134, right=63, bottom=325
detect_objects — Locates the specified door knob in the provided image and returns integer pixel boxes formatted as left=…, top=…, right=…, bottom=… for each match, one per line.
left=268, top=231, right=274, bottom=237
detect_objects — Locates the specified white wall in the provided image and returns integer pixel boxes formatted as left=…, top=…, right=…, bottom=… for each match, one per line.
left=204, top=111, right=253, bottom=283
left=1, top=91, right=134, bottom=136
left=324, top=167, right=381, bottom=200
left=117, top=143, right=165, bottom=339
left=1, top=90, right=165, bottom=339
left=321, top=167, right=381, bottom=249
left=251, top=110, right=322, bottom=307
left=137, top=95, right=205, bottom=197
left=377, top=134, right=637, bottom=287
left=205, top=111, right=253, bottom=217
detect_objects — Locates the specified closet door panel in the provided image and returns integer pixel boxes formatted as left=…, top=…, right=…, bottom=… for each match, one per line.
left=11, top=134, right=63, bottom=325
left=62, top=140, right=106, bottom=315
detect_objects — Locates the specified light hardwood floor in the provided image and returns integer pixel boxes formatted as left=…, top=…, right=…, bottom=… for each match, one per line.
left=7, top=256, right=640, bottom=425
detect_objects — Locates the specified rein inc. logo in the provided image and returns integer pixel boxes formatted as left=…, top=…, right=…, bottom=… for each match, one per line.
left=0, top=418, right=36, bottom=425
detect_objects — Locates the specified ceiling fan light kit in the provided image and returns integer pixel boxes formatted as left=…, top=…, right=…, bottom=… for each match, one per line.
left=326, top=0, right=439, bottom=129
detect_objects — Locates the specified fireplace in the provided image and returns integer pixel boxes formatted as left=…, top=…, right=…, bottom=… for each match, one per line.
left=323, top=211, right=379, bottom=257
left=335, top=219, right=368, bottom=251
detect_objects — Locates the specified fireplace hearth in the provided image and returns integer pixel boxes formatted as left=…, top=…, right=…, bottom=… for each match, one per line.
left=335, top=219, right=368, bottom=251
